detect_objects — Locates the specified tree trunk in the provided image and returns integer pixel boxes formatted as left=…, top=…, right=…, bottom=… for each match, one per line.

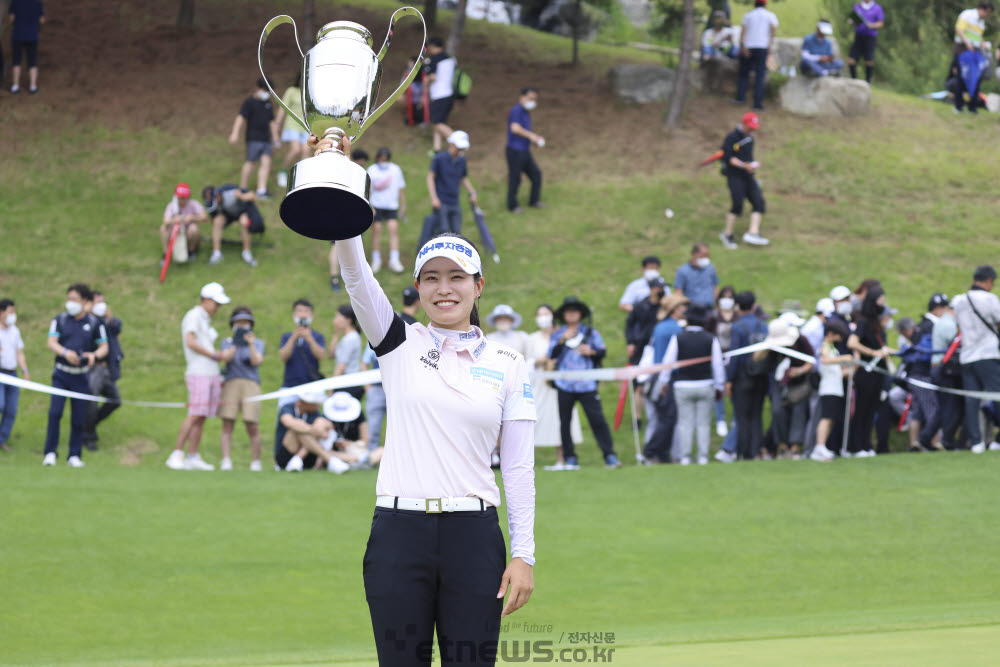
left=424, top=0, right=438, bottom=29
left=571, top=0, right=582, bottom=66
left=447, top=0, right=468, bottom=57
left=664, top=0, right=695, bottom=129
left=177, top=0, right=195, bottom=27
left=302, top=0, right=316, bottom=50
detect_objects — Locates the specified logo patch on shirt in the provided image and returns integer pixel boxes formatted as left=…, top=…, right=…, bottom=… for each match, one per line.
left=471, top=366, right=504, bottom=390
left=522, top=383, right=534, bottom=400
left=428, top=349, right=440, bottom=361
left=459, top=330, right=477, bottom=341
left=472, top=340, right=487, bottom=359
left=495, top=348, right=517, bottom=359
left=420, top=349, right=439, bottom=370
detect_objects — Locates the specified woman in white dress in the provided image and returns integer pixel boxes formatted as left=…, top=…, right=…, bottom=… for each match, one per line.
left=525, top=304, right=582, bottom=470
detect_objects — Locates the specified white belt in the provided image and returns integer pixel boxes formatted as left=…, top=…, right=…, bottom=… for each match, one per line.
left=375, top=495, right=489, bottom=513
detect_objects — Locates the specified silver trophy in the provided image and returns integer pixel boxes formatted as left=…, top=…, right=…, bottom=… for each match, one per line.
left=259, top=7, right=426, bottom=241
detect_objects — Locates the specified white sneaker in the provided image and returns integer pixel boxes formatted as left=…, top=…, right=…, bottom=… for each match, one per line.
left=43, top=452, right=57, bottom=466
left=680, top=456, right=692, bottom=466
left=388, top=258, right=405, bottom=274
left=543, top=462, right=567, bottom=471
left=989, top=442, right=1000, bottom=451
left=250, top=459, right=262, bottom=471
left=276, top=170, right=288, bottom=188
left=866, top=449, right=877, bottom=457
left=209, top=251, right=223, bottom=265
left=285, top=455, right=304, bottom=472
left=241, top=250, right=257, bottom=267
left=67, top=456, right=85, bottom=468
left=719, top=232, right=738, bottom=249
left=371, top=257, right=382, bottom=273
left=165, top=449, right=185, bottom=469
left=184, top=454, right=215, bottom=471
left=219, top=457, right=233, bottom=471
left=714, top=449, right=736, bottom=463
left=840, top=449, right=853, bottom=459
left=971, top=442, right=986, bottom=454
left=716, top=420, right=729, bottom=437
left=810, top=445, right=834, bottom=462
left=327, top=456, right=350, bottom=474
left=742, top=232, right=770, bottom=246
left=697, top=456, right=709, bottom=465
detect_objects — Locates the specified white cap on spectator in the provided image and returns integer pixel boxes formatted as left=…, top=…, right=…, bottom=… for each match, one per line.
left=829, top=285, right=851, bottom=301
left=298, top=391, right=327, bottom=406
left=200, top=282, right=231, bottom=304
left=779, top=311, right=806, bottom=328
left=818, top=20, right=833, bottom=36
left=447, top=130, right=470, bottom=150
left=816, top=298, right=835, bottom=316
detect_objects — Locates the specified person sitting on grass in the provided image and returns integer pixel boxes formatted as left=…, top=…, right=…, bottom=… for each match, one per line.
left=202, top=184, right=261, bottom=267
left=321, top=392, right=384, bottom=470
left=161, top=183, right=207, bottom=264
left=275, top=392, right=352, bottom=473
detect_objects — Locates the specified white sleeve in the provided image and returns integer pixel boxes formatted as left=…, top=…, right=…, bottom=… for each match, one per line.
left=662, top=335, right=679, bottom=382
left=499, top=419, right=535, bottom=566
left=336, top=236, right=396, bottom=347
left=711, top=337, right=726, bottom=391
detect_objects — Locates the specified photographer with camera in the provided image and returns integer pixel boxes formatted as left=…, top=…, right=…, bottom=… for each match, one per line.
left=277, top=299, right=326, bottom=433
left=218, top=306, right=265, bottom=471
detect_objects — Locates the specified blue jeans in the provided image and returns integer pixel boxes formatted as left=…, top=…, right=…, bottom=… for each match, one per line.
left=961, top=359, right=1000, bottom=445
left=44, top=369, right=91, bottom=458
left=0, top=370, right=19, bottom=444
left=737, top=47, right=769, bottom=108
left=417, top=203, right=463, bottom=248
left=801, top=58, right=844, bottom=77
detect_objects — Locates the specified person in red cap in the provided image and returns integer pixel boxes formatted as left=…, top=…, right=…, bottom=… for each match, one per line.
left=718, top=112, right=769, bottom=249
left=161, top=182, right=208, bottom=263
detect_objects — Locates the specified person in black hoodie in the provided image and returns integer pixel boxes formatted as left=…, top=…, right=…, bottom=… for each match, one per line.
left=846, top=287, right=896, bottom=457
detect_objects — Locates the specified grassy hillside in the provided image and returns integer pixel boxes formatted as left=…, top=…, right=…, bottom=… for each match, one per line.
left=1, top=0, right=999, bottom=469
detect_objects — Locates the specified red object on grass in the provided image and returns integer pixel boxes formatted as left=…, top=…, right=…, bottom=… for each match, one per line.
left=159, top=223, right=179, bottom=283
left=613, top=375, right=629, bottom=431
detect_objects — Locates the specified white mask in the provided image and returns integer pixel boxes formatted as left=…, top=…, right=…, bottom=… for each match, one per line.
left=718, top=297, right=735, bottom=311
left=495, top=321, right=513, bottom=333
left=256, top=90, right=270, bottom=101
left=65, top=301, right=83, bottom=316
left=523, top=99, right=537, bottom=111
left=295, top=316, right=312, bottom=327
left=4, top=313, right=16, bottom=326
left=643, top=269, right=660, bottom=281
left=836, top=302, right=853, bottom=316
left=92, top=302, right=108, bottom=317
left=885, top=319, right=894, bottom=331
left=696, top=257, right=711, bottom=269
left=536, top=315, right=552, bottom=329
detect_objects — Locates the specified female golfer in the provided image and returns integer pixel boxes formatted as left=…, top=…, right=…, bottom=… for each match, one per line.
left=316, top=135, right=536, bottom=666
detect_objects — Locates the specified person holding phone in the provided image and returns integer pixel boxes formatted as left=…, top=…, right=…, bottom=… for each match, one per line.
left=218, top=306, right=265, bottom=471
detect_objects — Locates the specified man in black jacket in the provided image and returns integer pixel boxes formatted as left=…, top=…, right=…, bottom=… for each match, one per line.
left=625, top=277, right=666, bottom=443
left=83, top=290, right=123, bottom=451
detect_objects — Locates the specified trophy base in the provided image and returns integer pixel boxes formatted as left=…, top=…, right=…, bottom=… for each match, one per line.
left=280, top=152, right=373, bottom=241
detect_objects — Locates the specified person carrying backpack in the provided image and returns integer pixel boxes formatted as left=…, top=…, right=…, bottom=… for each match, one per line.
left=726, top=290, right=769, bottom=460
left=951, top=265, right=1000, bottom=453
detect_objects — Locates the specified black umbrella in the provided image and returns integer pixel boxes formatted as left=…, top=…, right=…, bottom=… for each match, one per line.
left=469, top=198, right=500, bottom=264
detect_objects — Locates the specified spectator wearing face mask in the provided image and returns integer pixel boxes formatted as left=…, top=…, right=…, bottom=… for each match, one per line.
left=82, top=291, right=123, bottom=452
left=0, top=298, right=29, bottom=452
left=421, top=131, right=478, bottom=246
left=486, top=305, right=529, bottom=358
left=367, top=147, right=407, bottom=274
left=713, top=286, right=737, bottom=442
left=506, top=87, right=545, bottom=213
left=673, top=243, right=719, bottom=309
left=846, top=287, right=896, bottom=457
left=619, top=256, right=665, bottom=313
left=828, top=285, right=855, bottom=351
left=43, top=283, right=109, bottom=468
left=218, top=306, right=265, bottom=471
left=228, top=77, right=279, bottom=199
left=951, top=265, right=1000, bottom=453
left=277, top=299, right=326, bottom=411
left=527, top=304, right=582, bottom=470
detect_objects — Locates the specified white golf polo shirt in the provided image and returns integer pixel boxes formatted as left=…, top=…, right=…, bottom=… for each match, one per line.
left=338, top=236, right=537, bottom=565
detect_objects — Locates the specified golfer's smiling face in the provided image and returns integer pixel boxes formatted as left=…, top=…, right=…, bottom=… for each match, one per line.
left=417, top=257, right=483, bottom=330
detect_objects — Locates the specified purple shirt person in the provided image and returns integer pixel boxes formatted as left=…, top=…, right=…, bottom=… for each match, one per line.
left=848, top=2, right=885, bottom=82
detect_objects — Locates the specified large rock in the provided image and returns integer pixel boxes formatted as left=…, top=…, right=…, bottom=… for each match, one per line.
left=779, top=77, right=871, bottom=117
left=610, top=64, right=676, bottom=104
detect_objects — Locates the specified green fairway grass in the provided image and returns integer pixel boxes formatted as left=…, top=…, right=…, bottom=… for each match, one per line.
left=3, top=455, right=1000, bottom=665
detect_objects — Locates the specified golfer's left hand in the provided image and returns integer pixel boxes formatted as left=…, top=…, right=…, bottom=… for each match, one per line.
left=498, top=557, right=534, bottom=617
left=309, top=133, right=352, bottom=156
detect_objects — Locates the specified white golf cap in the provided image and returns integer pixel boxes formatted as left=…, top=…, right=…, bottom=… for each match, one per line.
left=779, top=311, right=806, bottom=328
left=818, top=20, right=833, bottom=35
left=414, top=237, right=483, bottom=279
left=829, top=285, right=851, bottom=301
left=298, top=391, right=327, bottom=405
left=323, top=391, right=362, bottom=423
left=816, top=297, right=835, bottom=316
left=447, top=130, right=470, bottom=149
left=200, top=281, right=230, bottom=304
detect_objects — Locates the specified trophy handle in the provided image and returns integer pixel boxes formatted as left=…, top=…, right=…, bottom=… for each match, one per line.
left=357, top=6, right=427, bottom=139
left=259, top=15, right=310, bottom=133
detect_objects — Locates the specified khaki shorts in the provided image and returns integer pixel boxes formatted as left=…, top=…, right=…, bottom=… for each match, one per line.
left=219, top=378, right=262, bottom=423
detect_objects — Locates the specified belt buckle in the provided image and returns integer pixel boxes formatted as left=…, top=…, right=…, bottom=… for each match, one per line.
left=425, top=498, right=443, bottom=513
